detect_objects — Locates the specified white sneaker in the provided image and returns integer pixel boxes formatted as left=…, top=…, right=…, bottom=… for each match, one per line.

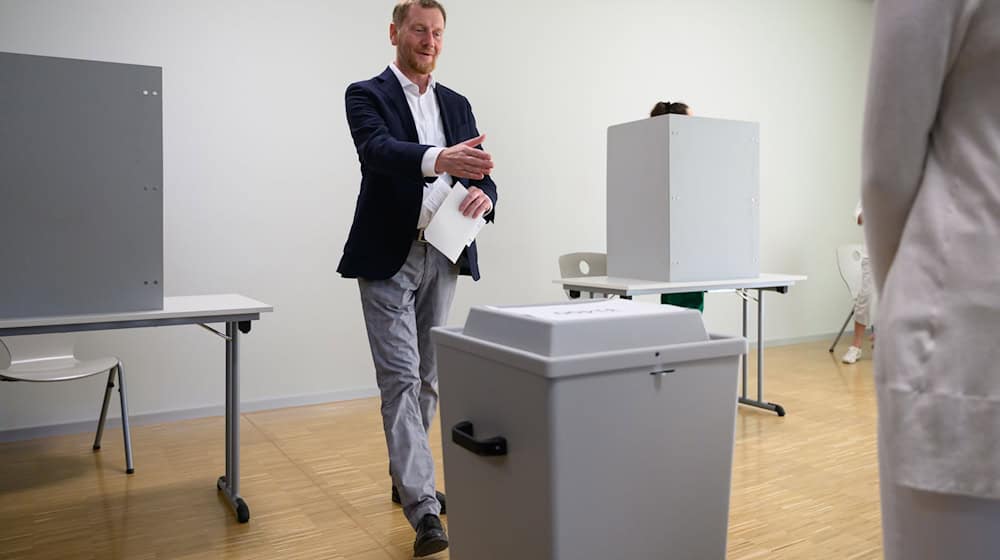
left=842, top=345, right=862, bottom=364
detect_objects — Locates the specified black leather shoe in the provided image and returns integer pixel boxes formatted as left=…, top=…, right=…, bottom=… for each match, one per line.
left=392, top=485, right=447, bottom=515
left=413, top=513, right=449, bottom=557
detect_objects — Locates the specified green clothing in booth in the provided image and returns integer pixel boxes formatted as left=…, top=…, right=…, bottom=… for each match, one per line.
left=661, top=291, right=705, bottom=312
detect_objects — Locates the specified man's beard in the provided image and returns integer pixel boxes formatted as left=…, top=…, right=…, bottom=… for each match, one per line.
left=403, top=49, right=436, bottom=75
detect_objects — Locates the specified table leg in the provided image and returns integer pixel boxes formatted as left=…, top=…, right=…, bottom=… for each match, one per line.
left=736, top=289, right=786, bottom=416
left=741, top=292, right=748, bottom=401
left=216, top=320, right=250, bottom=522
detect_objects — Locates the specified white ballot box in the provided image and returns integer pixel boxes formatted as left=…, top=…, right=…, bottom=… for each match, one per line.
left=432, top=299, right=746, bottom=560
left=607, top=114, right=759, bottom=282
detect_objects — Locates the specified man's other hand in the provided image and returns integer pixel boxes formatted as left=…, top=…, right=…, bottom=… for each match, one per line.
left=459, top=186, right=492, bottom=219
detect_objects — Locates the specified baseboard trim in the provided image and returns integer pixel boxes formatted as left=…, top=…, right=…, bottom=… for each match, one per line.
left=1, top=332, right=845, bottom=443
left=754, top=331, right=842, bottom=349
left=0, top=386, right=380, bottom=443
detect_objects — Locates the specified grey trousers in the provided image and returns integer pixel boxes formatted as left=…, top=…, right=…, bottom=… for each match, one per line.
left=358, top=240, right=458, bottom=528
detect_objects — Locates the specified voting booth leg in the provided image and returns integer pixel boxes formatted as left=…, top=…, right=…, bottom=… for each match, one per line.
left=737, top=289, right=786, bottom=416
left=217, top=320, right=250, bottom=523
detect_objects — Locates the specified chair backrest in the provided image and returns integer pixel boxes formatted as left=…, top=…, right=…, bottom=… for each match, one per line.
left=0, top=334, right=75, bottom=371
left=558, top=252, right=607, bottom=279
left=835, top=243, right=865, bottom=299
left=558, top=252, right=609, bottom=300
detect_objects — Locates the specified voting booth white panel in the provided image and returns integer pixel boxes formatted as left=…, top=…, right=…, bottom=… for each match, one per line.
left=607, top=115, right=759, bottom=282
left=606, top=117, right=672, bottom=282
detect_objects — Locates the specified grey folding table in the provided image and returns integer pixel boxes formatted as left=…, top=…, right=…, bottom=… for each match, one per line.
left=0, top=294, right=273, bottom=523
left=555, top=273, right=807, bottom=416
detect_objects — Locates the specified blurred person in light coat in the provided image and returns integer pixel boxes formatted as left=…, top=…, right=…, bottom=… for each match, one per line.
left=862, top=0, right=1000, bottom=558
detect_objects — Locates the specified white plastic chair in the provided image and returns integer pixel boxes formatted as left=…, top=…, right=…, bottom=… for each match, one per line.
left=829, top=243, right=865, bottom=353
left=0, top=334, right=134, bottom=473
left=558, top=252, right=610, bottom=299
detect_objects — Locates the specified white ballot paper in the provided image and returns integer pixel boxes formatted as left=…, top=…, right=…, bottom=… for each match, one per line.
left=418, top=177, right=452, bottom=227
left=424, top=183, right=487, bottom=263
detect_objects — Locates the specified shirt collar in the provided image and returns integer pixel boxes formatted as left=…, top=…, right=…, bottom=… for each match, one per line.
left=389, top=61, right=436, bottom=93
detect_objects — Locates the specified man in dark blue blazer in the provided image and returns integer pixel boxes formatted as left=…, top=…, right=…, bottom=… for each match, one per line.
left=338, top=1, right=497, bottom=556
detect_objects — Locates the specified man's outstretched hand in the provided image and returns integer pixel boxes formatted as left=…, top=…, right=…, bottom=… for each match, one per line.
left=435, top=134, right=493, bottom=180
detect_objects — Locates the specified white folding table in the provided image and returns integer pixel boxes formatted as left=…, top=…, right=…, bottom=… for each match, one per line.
left=0, top=294, right=273, bottom=522
left=555, top=274, right=807, bottom=416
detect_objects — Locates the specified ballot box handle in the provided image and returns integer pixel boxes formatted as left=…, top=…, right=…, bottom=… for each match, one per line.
left=452, top=421, right=508, bottom=457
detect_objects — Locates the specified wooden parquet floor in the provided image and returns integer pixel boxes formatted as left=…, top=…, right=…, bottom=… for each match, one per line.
left=0, top=340, right=881, bottom=559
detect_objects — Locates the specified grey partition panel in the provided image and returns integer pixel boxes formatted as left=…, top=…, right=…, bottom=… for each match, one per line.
left=0, top=52, right=163, bottom=318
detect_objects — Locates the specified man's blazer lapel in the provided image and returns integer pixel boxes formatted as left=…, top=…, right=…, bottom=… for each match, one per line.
left=376, top=67, right=419, bottom=142
left=434, top=86, right=456, bottom=147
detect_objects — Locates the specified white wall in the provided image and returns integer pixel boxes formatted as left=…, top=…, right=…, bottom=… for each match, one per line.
left=0, top=0, right=873, bottom=433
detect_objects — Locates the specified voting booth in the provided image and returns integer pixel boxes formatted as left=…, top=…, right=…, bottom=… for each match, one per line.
left=0, top=52, right=164, bottom=318
left=606, top=114, right=760, bottom=282
left=432, top=299, right=746, bottom=560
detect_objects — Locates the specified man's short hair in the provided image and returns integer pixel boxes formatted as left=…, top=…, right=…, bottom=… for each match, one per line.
left=393, top=0, right=447, bottom=27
